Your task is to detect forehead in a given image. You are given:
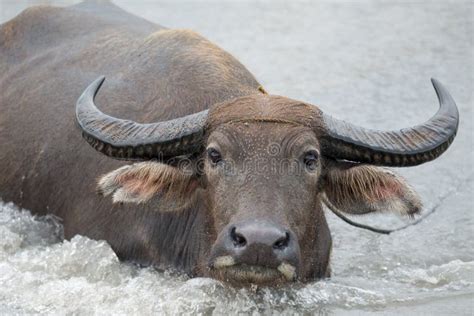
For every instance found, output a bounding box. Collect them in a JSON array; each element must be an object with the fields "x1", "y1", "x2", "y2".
[
  {"x1": 206, "y1": 94, "x2": 323, "y2": 130},
  {"x1": 205, "y1": 94, "x2": 324, "y2": 154},
  {"x1": 208, "y1": 123, "x2": 318, "y2": 154}
]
